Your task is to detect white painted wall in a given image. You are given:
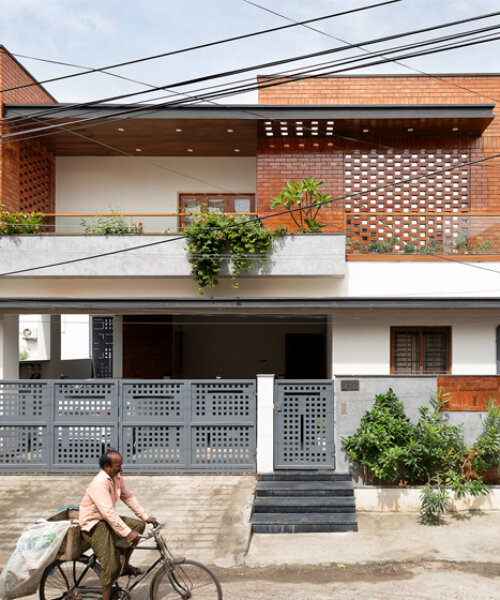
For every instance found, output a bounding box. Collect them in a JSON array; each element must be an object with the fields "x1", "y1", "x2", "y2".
[
  {"x1": 330, "y1": 310, "x2": 499, "y2": 375},
  {"x1": 61, "y1": 315, "x2": 90, "y2": 360},
  {"x1": 55, "y1": 157, "x2": 256, "y2": 233}
]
